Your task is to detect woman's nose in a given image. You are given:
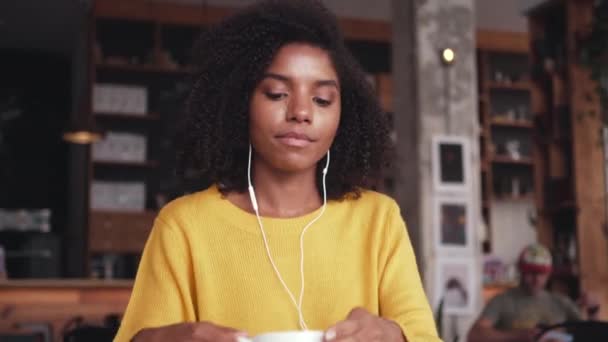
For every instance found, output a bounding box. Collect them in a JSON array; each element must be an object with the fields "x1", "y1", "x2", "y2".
[{"x1": 287, "y1": 93, "x2": 312, "y2": 123}]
